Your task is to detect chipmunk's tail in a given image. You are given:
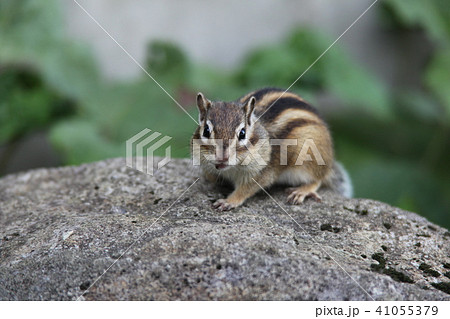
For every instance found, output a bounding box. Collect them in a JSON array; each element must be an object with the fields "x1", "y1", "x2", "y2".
[{"x1": 324, "y1": 161, "x2": 353, "y2": 198}]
